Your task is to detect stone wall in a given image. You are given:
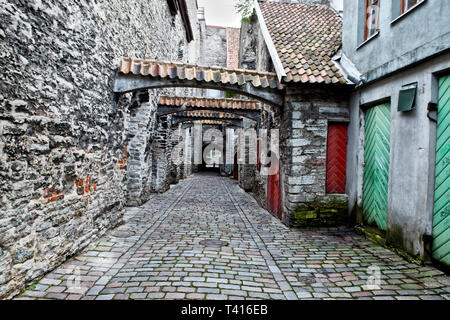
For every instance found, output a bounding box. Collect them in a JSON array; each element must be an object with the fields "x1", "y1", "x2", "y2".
[
  {"x1": 238, "y1": 3, "x2": 352, "y2": 226},
  {"x1": 226, "y1": 28, "x2": 241, "y2": 69},
  {"x1": 0, "y1": 0, "x2": 199, "y2": 298},
  {"x1": 238, "y1": 13, "x2": 280, "y2": 214},
  {"x1": 282, "y1": 86, "x2": 350, "y2": 227},
  {"x1": 199, "y1": 25, "x2": 227, "y2": 66}
]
